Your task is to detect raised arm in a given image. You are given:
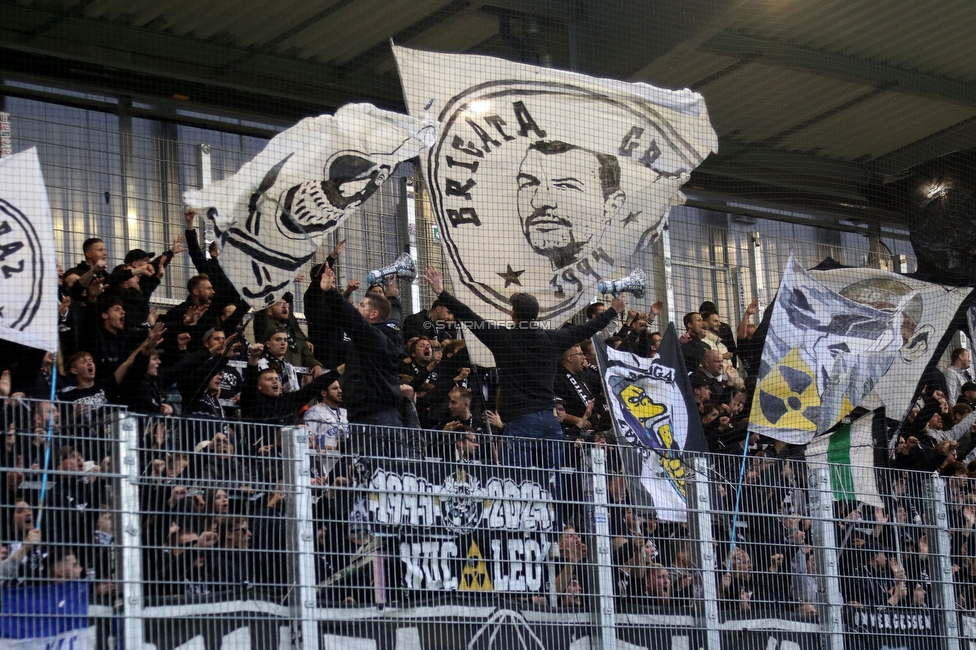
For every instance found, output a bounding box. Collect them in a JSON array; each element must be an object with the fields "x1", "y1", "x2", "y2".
[
  {"x1": 183, "y1": 209, "x2": 209, "y2": 274},
  {"x1": 737, "y1": 298, "x2": 759, "y2": 341},
  {"x1": 114, "y1": 323, "x2": 166, "y2": 385},
  {"x1": 552, "y1": 294, "x2": 624, "y2": 347},
  {"x1": 319, "y1": 266, "x2": 396, "y2": 351},
  {"x1": 282, "y1": 371, "x2": 333, "y2": 410},
  {"x1": 423, "y1": 265, "x2": 495, "y2": 332}
]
